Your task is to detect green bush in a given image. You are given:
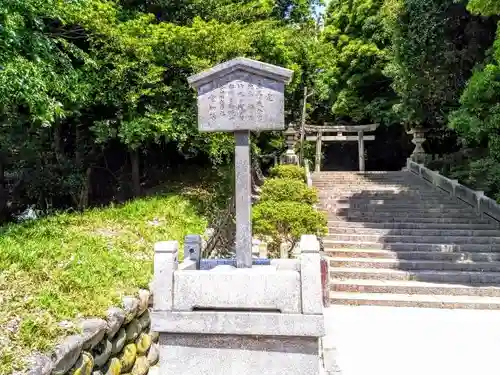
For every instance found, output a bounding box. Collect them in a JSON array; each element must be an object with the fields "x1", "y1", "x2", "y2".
[
  {"x1": 253, "y1": 200, "x2": 327, "y2": 257},
  {"x1": 268, "y1": 164, "x2": 306, "y2": 181},
  {"x1": 260, "y1": 178, "x2": 318, "y2": 205}
]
